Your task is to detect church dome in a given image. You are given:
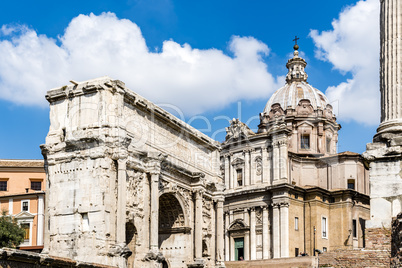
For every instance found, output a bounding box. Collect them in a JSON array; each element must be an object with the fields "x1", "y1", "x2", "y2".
[
  {"x1": 263, "y1": 45, "x2": 330, "y2": 114},
  {"x1": 263, "y1": 81, "x2": 330, "y2": 113}
]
